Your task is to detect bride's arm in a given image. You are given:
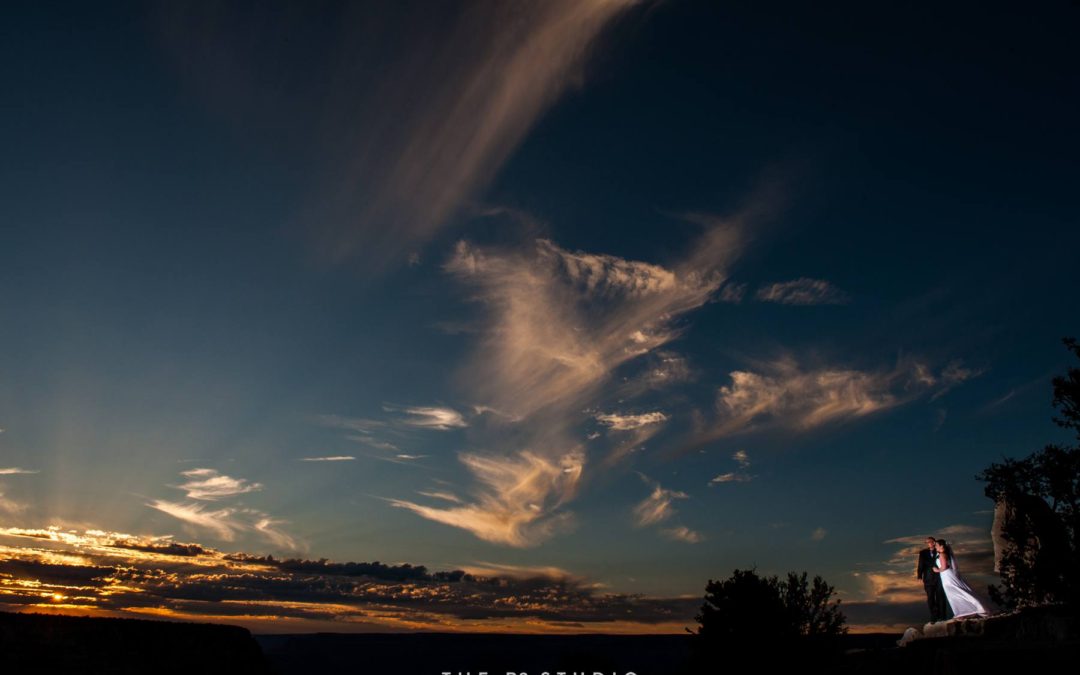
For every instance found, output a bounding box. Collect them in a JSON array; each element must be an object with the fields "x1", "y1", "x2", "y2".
[{"x1": 934, "y1": 554, "x2": 950, "y2": 572}]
